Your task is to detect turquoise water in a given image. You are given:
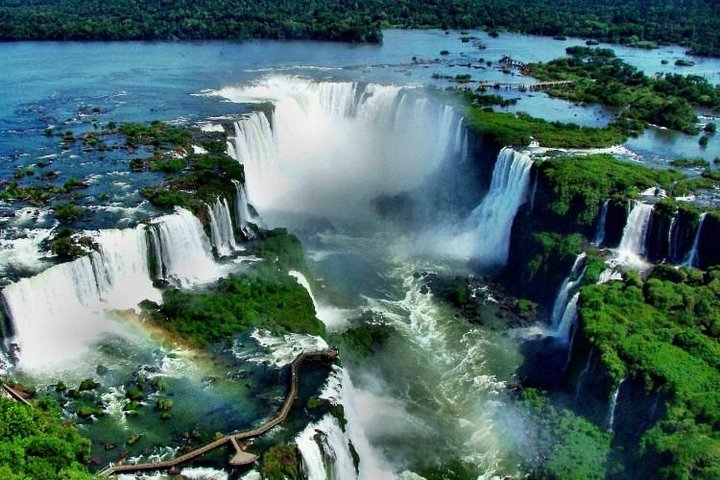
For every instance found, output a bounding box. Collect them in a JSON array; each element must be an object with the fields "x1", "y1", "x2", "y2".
[{"x1": 1, "y1": 29, "x2": 719, "y2": 478}]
